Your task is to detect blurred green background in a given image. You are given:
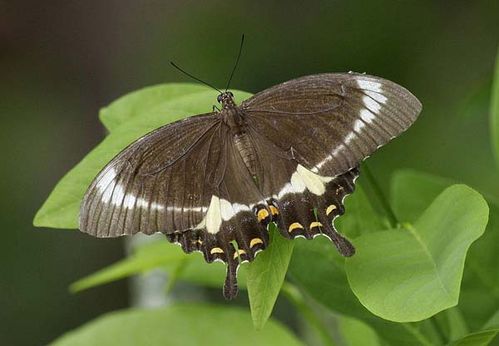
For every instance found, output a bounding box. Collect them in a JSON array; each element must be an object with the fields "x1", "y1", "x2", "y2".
[{"x1": 1, "y1": 1, "x2": 498, "y2": 345}]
